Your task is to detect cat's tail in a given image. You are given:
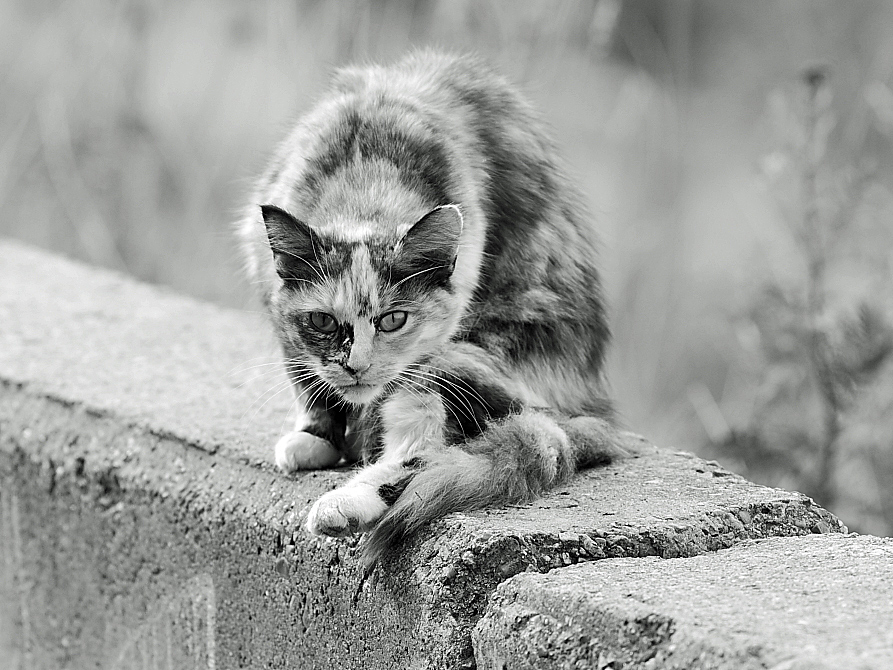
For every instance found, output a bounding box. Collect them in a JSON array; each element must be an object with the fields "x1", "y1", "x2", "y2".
[{"x1": 360, "y1": 410, "x2": 629, "y2": 568}]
